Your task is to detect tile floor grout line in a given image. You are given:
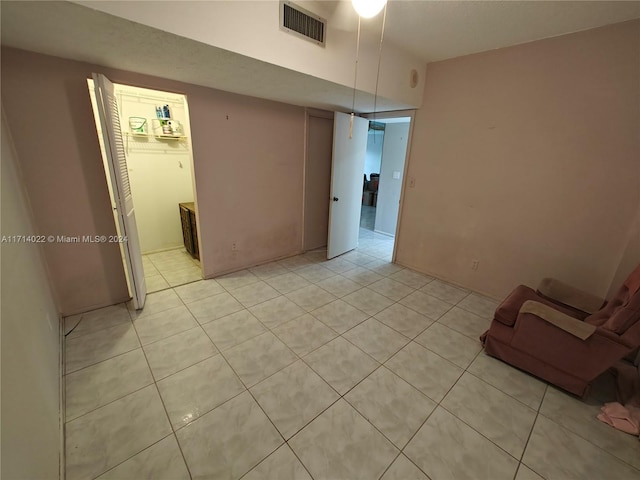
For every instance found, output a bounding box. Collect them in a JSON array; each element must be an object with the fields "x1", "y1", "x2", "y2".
[
  {"x1": 339, "y1": 363, "x2": 436, "y2": 452},
  {"x1": 216, "y1": 329, "x2": 298, "y2": 390},
  {"x1": 514, "y1": 383, "x2": 549, "y2": 479},
  {"x1": 283, "y1": 443, "x2": 318, "y2": 480},
  {"x1": 228, "y1": 311, "x2": 344, "y2": 391},
  {"x1": 400, "y1": 336, "x2": 468, "y2": 373},
  {"x1": 211, "y1": 344, "x2": 312, "y2": 480},
  {"x1": 373, "y1": 451, "x2": 403, "y2": 479},
  {"x1": 64, "y1": 344, "x2": 141, "y2": 376},
  {"x1": 395, "y1": 398, "x2": 440, "y2": 479},
  {"x1": 136, "y1": 322, "x2": 207, "y2": 349},
  {"x1": 64, "y1": 315, "x2": 132, "y2": 342},
  {"x1": 269, "y1": 319, "x2": 339, "y2": 358},
  {"x1": 148, "y1": 339, "x2": 219, "y2": 383},
  {"x1": 63, "y1": 316, "x2": 132, "y2": 343},
  {"x1": 71, "y1": 290, "x2": 193, "y2": 478},
  {"x1": 436, "y1": 402, "x2": 529, "y2": 464},
  {"x1": 462, "y1": 368, "x2": 544, "y2": 411},
  {"x1": 65, "y1": 379, "x2": 154, "y2": 425},
  {"x1": 369, "y1": 308, "x2": 434, "y2": 340},
  {"x1": 534, "y1": 409, "x2": 640, "y2": 473},
  {"x1": 131, "y1": 307, "x2": 196, "y2": 480},
  {"x1": 394, "y1": 346, "x2": 484, "y2": 480},
  {"x1": 170, "y1": 379, "x2": 248, "y2": 435},
  {"x1": 87, "y1": 432, "x2": 178, "y2": 480}
]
